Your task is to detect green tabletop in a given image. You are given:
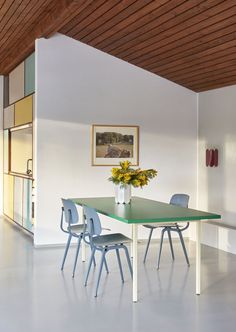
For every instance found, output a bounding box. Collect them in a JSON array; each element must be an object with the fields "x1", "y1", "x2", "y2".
[{"x1": 71, "y1": 196, "x2": 221, "y2": 224}]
